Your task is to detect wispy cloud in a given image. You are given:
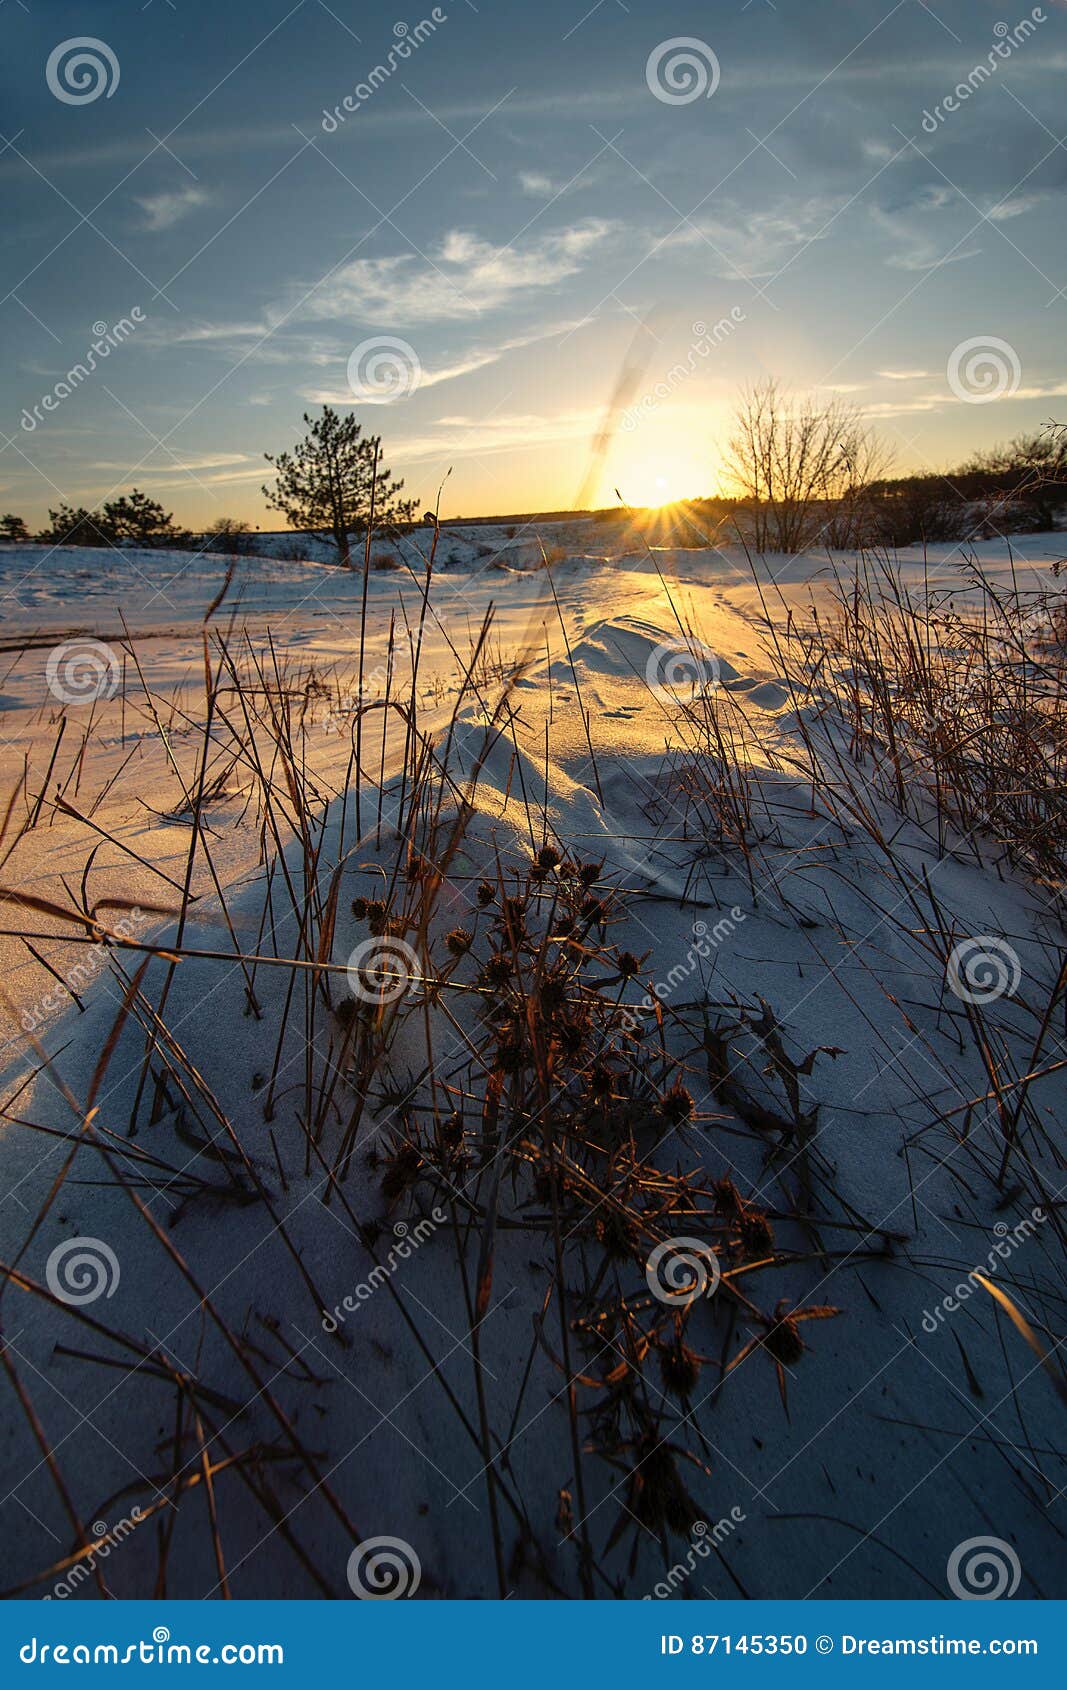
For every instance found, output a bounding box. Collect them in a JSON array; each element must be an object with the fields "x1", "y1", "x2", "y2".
[
  {"x1": 986, "y1": 192, "x2": 1045, "y2": 222},
  {"x1": 133, "y1": 185, "x2": 211, "y2": 231},
  {"x1": 154, "y1": 318, "x2": 270, "y2": 342},
  {"x1": 91, "y1": 453, "x2": 252, "y2": 472},
  {"x1": 298, "y1": 221, "x2": 616, "y2": 325},
  {"x1": 519, "y1": 172, "x2": 557, "y2": 197},
  {"x1": 875, "y1": 221, "x2": 980, "y2": 272},
  {"x1": 864, "y1": 379, "x2": 1067, "y2": 419},
  {"x1": 303, "y1": 319, "x2": 588, "y2": 405},
  {"x1": 517, "y1": 169, "x2": 593, "y2": 198},
  {"x1": 390, "y1": 407, "x2": 601, "y2": 463},
  {"x1": 662, "y1": 197, "x2": 845, "y2": 281}
]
